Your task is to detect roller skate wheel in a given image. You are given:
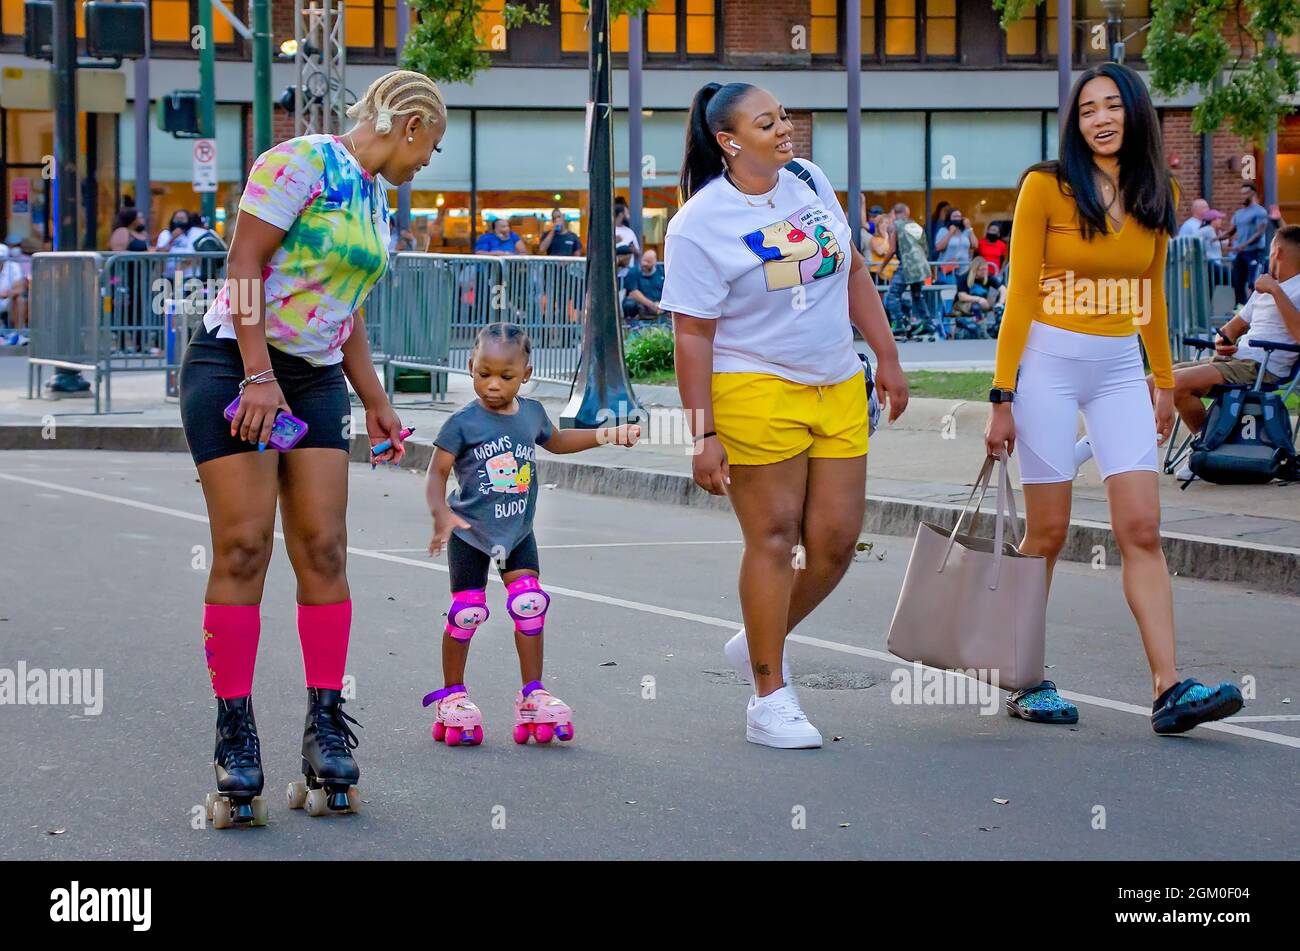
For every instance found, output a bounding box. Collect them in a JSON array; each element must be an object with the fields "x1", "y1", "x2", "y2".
[
  {"x1": 513, "y1": 724, "x2": 530, "y2": 744},
  {"x1": 286, "y1": 780, "x2": 307, "y2": 810},
  {"x1": 346, "y1": 786, "x2": 362, "y2": 813},
  {"x1": 469, "y1": 725, "x2": 484, "y2": 745},
  {"x1": 445, "y1": 726, "x2": 462, "y2": 746},
  {"x1": 556, "y1": 722, "x2": 574, "y2": 742},
  {"x1": 210, "y1": 797, "x2": 233, "y2": 830},
  {"x1": 250, "y1": 796, "x2": 269, "y2": 827},
  {"x1": 305, "y1": 787, "x2": 330, "y2": 817},
  {"x1": 204, "y1": 792, "x2": 218, "y2": 820},
  {"x1": 535, "y1": 723, "x2": 554, "y2": 744},
  {"x1": 432, "y1": 720, "x2": 446, "y2": 742}
]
